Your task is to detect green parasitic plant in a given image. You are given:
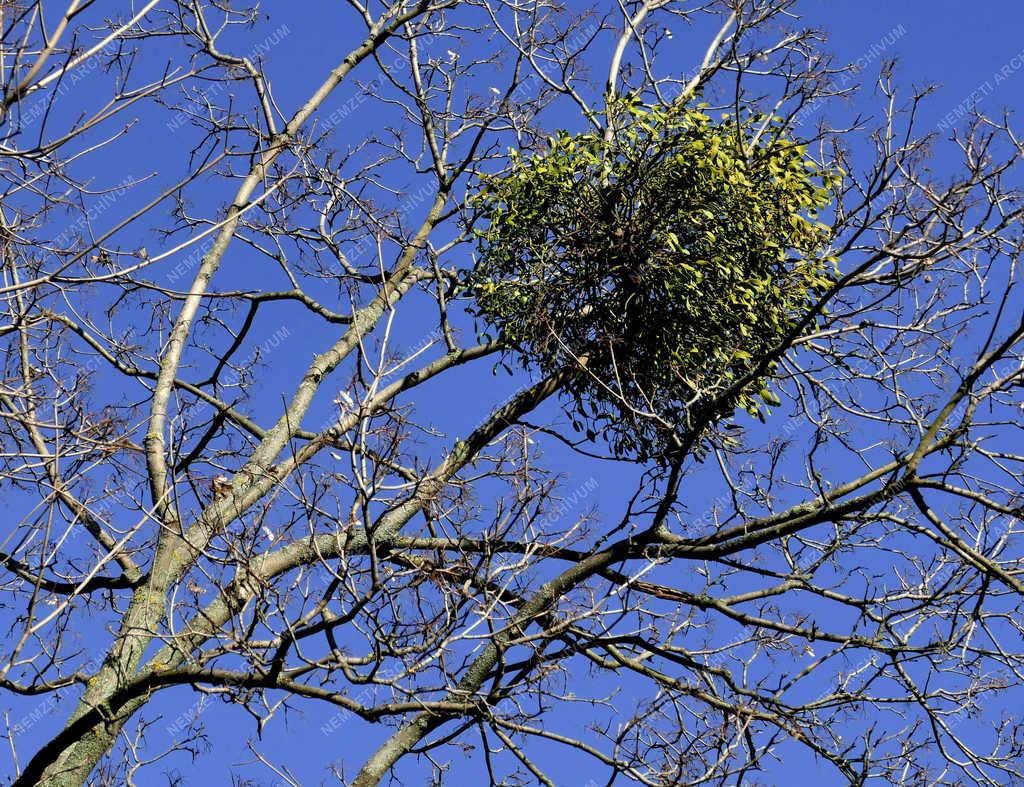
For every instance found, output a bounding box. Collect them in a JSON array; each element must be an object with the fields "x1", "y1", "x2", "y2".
[{"x1": 468, "y1": 98, "x2": 840, "y2": 460}]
